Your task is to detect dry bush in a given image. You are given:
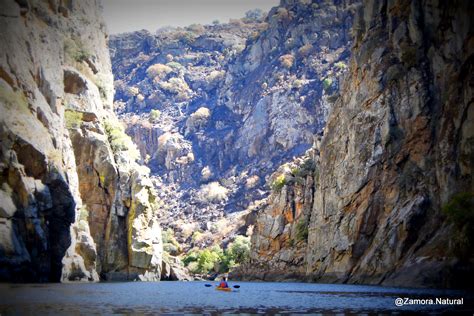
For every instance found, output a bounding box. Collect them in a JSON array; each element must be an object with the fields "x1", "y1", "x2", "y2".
[
  {"x1": 146, "y1": 63, "x2": 172, "y2": 79},
  {"x1": 298, "y1": 44, "x2": 313, "y2": 57},
  {"x1": 198, "y1": 182, "x2": 228, "y2": 203},
  {"x1": 279, "y1": 54, "x2": 295, "y2": 69}
]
